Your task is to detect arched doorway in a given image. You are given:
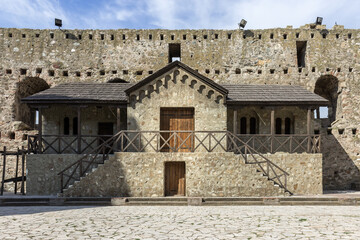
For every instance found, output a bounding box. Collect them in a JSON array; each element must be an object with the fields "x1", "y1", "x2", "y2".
[
  {"x1": 314, "y1": 75, "x2": 338, "y2": 123},
  {"x1": 14, "y1": 77, "x2": 50, "y2": 128}
]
